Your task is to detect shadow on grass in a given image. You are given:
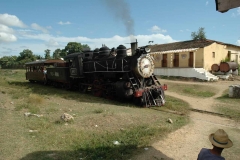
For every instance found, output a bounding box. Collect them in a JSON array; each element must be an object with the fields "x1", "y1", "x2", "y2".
[
  {"x1": 20, "y1": 146, "x2": 173, "y2": 160},
  {"x1": 9, "y1": 81, "x2": 136, "y2": 107},
  {"x1": 215, "y1": 93, "x2": 240, "y2": 102}
]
